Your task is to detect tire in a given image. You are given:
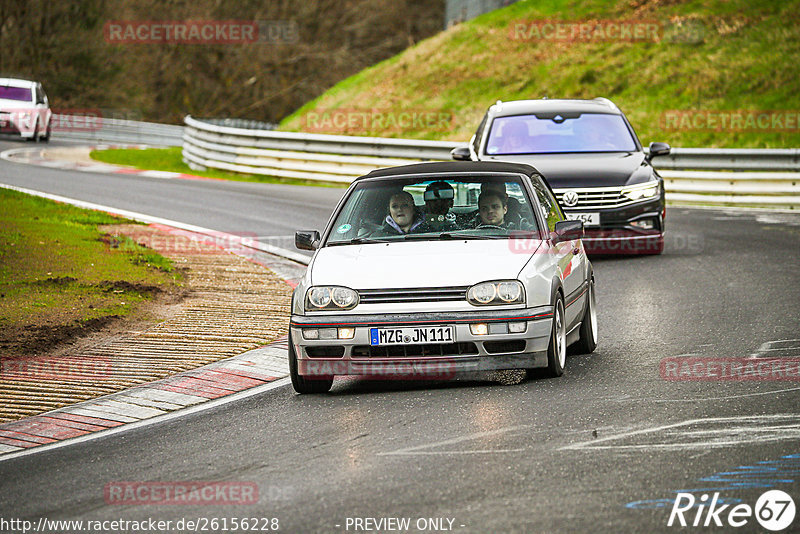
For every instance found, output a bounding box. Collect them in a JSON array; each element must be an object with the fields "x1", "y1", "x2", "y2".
[
  {"x1": 571, "y1": 277, "x2": 598, "y2": 354},
  {"x1": 288, "y1": 332, "x2": 333, "y2": 394},
  {"x1": 41, "y1": 121, "x2": 51, "y2": 143},
  {"x1": 26, "y1": 120, "x2": 39, "y2": 142},
  {"x1": 545, "y1": 294, "x2": 567, "y2": 377}
]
